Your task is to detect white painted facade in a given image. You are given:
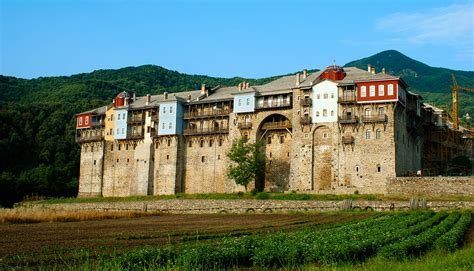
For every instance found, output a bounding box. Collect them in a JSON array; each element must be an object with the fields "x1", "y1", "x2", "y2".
[{"x1": 312, "y1": 80, "x2": 338, "y2": 123}]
